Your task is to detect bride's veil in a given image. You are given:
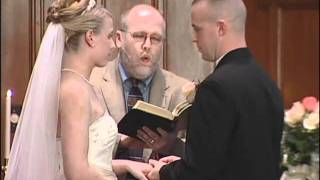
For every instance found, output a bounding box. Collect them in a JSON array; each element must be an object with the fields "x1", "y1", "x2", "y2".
[{"x1": 5, "y1": 23, "x2": 65, "y2": 180}]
